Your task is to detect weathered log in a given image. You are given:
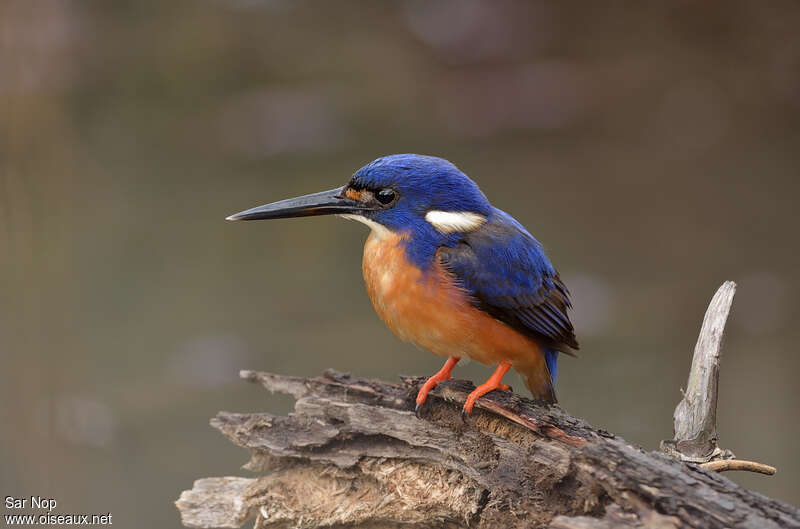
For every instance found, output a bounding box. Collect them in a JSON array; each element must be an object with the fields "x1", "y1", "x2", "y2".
[{"x1": 176, "y1": 369, "x2": 800, "y2": 529}]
